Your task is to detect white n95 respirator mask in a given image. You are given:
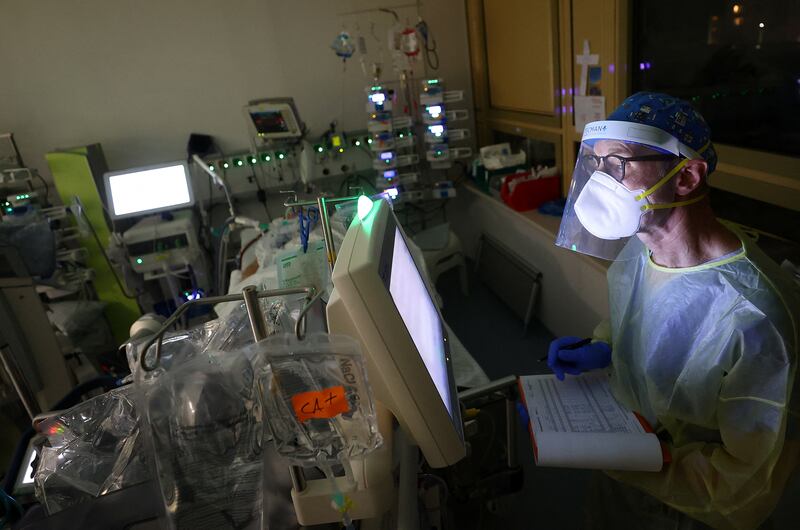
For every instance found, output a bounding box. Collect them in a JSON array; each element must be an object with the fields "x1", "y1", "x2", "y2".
[{"x1": 573, "y1": 170, "x2": 650, "y2": 240}]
